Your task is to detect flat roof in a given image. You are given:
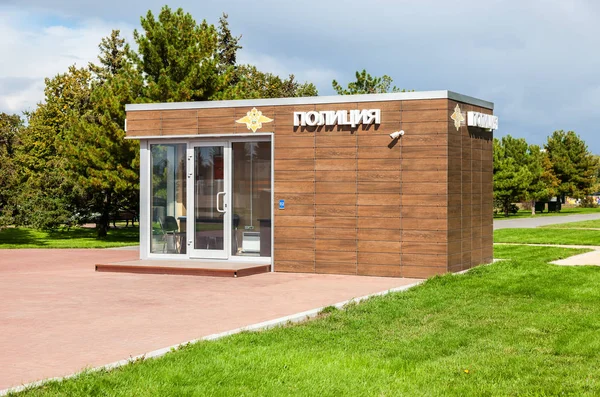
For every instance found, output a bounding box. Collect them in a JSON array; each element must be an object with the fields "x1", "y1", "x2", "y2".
[{"x1": 125, "y1": 90, "x2": 494, "y2": 112}]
